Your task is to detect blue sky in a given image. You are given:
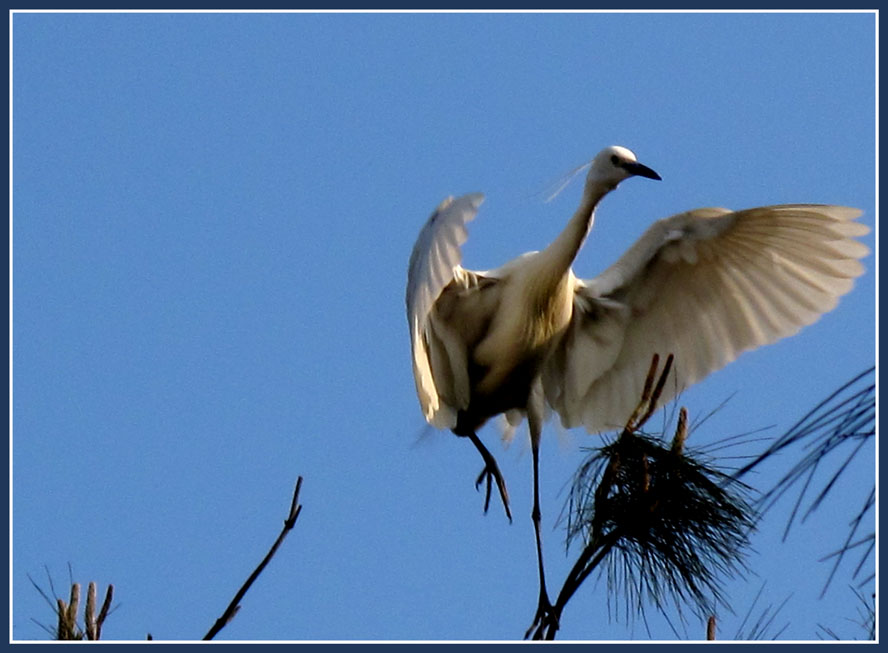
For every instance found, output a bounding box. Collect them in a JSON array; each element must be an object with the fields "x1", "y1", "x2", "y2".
[{"x1": 11, "y1": 11, "x2": 876, "y2": 642}]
